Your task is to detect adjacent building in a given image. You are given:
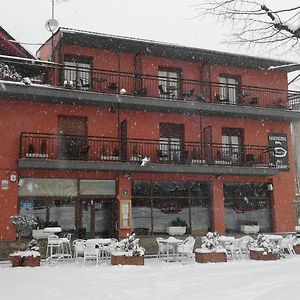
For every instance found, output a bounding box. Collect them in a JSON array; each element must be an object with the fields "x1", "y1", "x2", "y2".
[{"x1": 1, "y1": 27, "x2": 300, "y2": 240}]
